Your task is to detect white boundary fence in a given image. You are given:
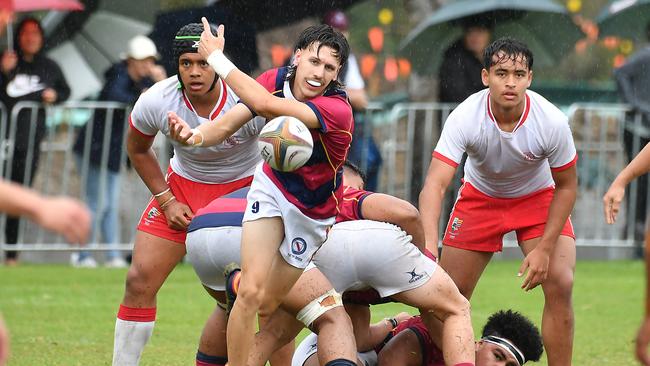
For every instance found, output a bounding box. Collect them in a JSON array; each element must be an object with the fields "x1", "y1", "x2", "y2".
[
  {"x1": 0, "y1": 101, "x2": 169, "y2": 253},
  {"x1": 0, "y1": 100, "x2": 646, "y2": 256}
]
